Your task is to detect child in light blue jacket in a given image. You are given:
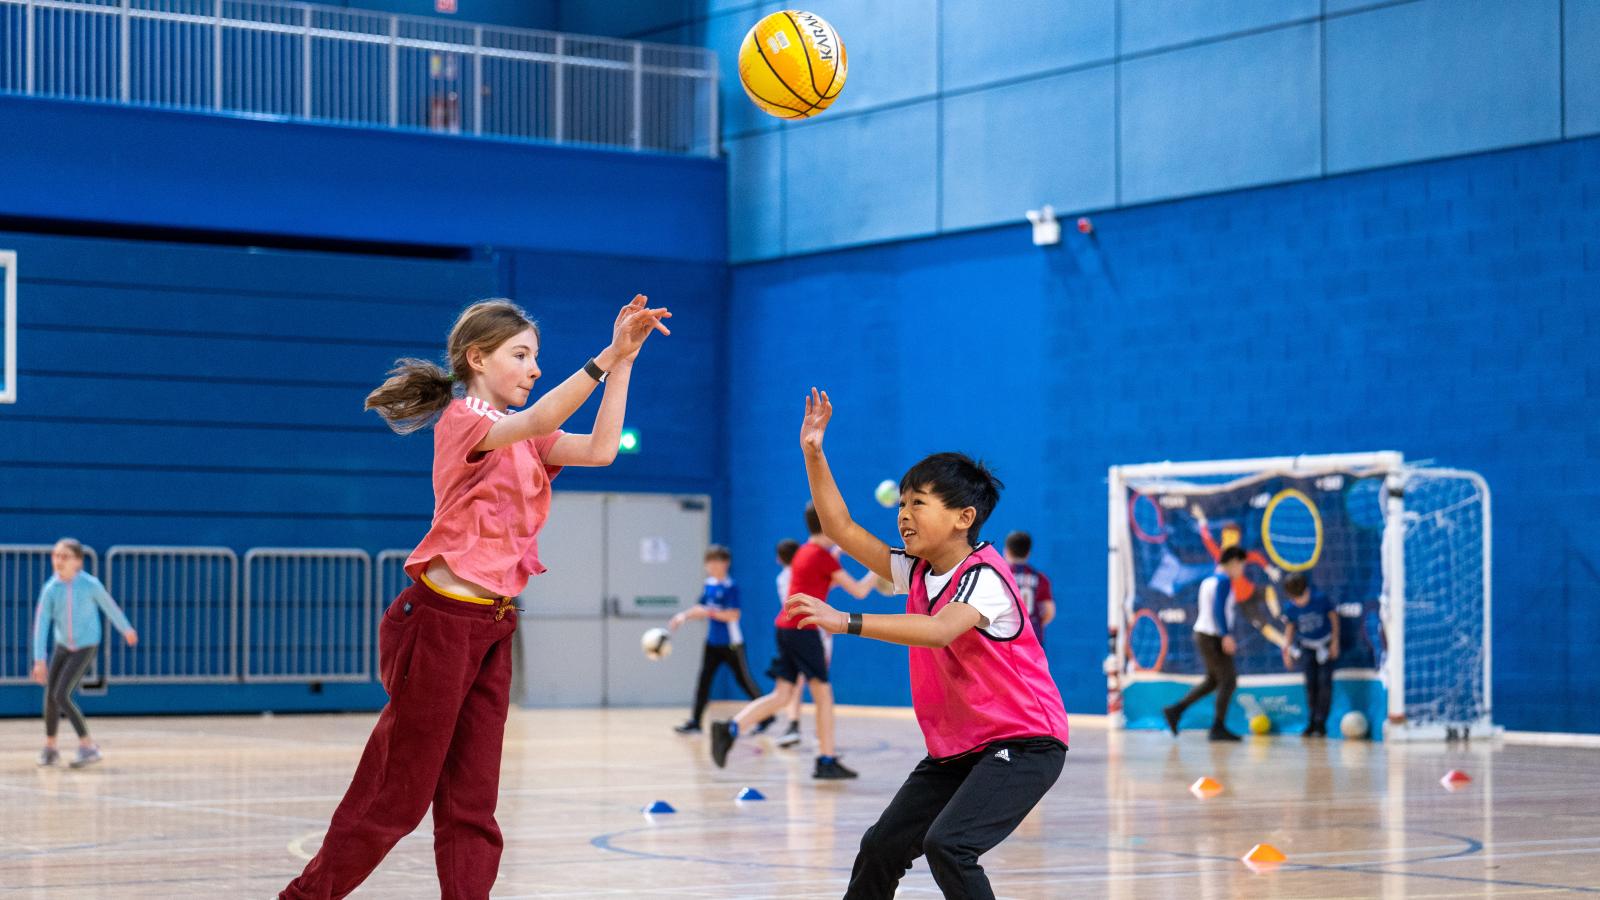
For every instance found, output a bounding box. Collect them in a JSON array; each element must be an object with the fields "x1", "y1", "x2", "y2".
[{"x1": 31, "y1": 538, "x2": 138, "y2": 768}]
